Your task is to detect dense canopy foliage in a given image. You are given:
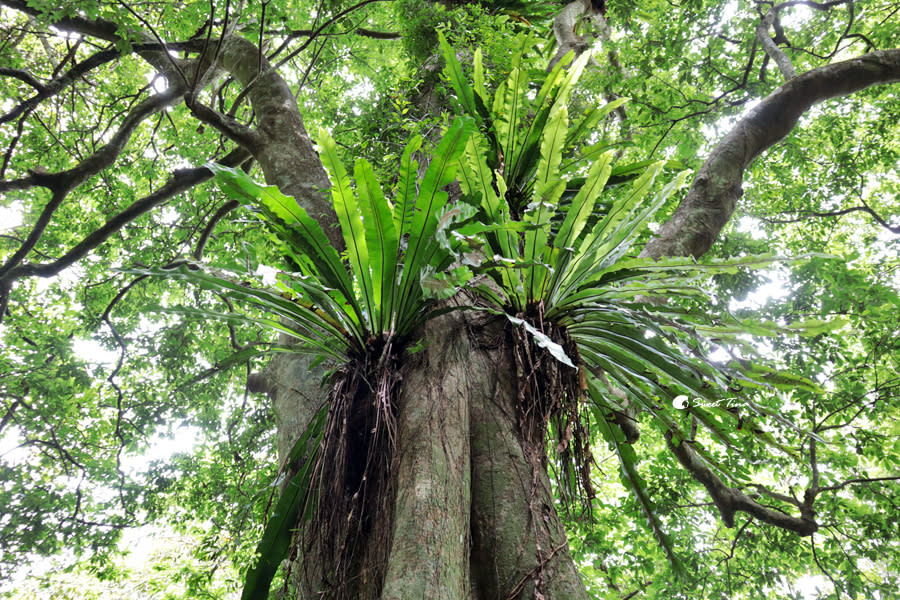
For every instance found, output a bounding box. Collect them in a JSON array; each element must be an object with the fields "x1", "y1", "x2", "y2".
[{"x1": 1, "y1": 1, "x2": 898, "y2": 599}]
